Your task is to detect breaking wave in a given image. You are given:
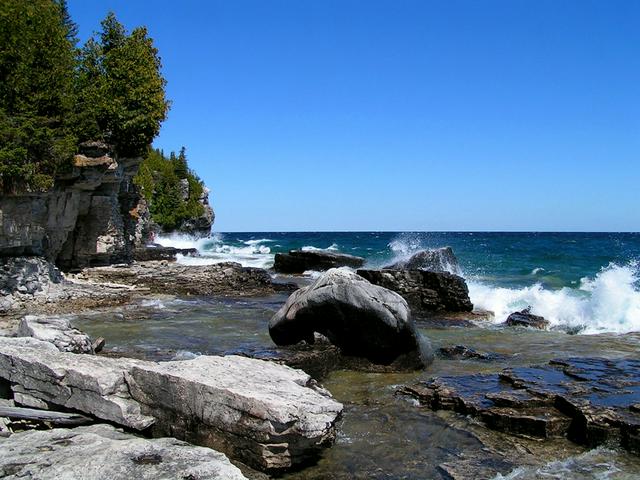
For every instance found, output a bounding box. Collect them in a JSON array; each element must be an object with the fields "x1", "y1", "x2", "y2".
[{"x1": 469, "y1": 262, "x2": 640, "y2": 334}]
